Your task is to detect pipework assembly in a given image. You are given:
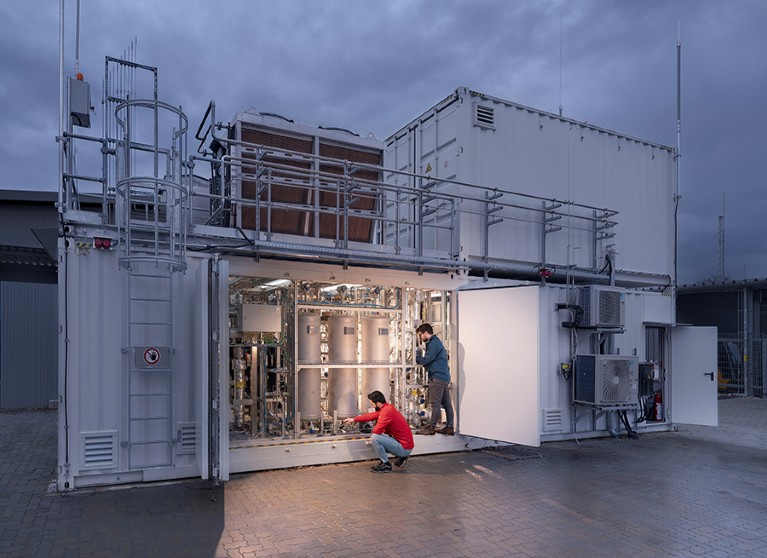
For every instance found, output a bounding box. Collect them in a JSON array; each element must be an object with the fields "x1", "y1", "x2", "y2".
[{"x1": 227, "y1": 275, "x2": 452, "y2": 445}]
